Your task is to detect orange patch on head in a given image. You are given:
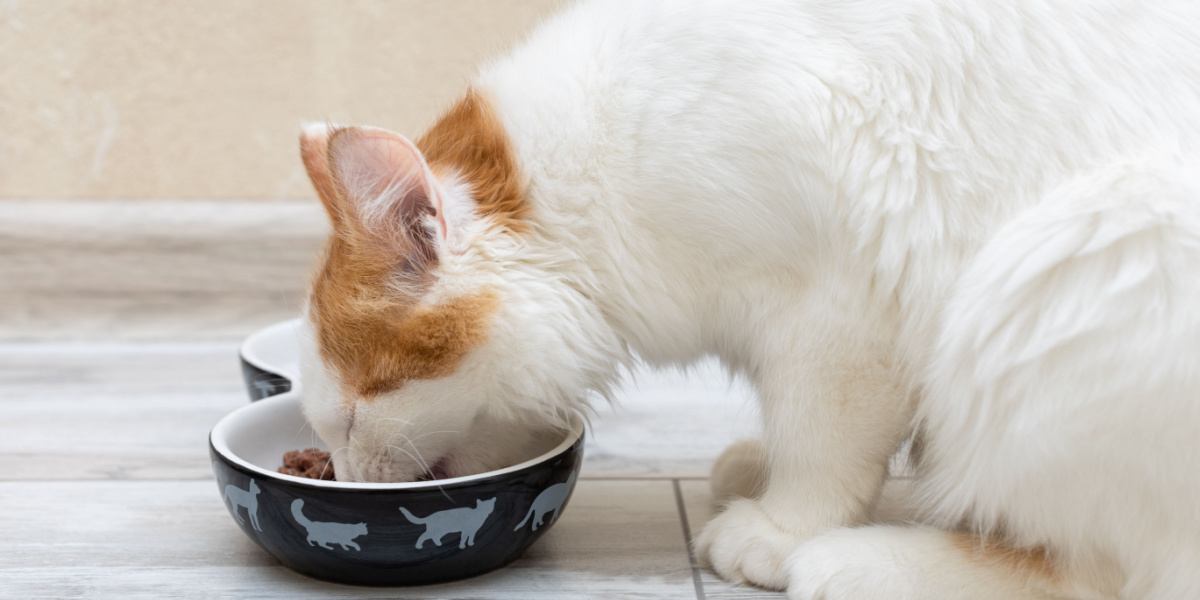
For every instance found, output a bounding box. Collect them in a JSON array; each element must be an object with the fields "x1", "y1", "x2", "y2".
[
  {"x1": 418, "y1": 90, "x2": 528, "y2": 231},
  {"x1": 310, "y1": 239, "x2": 498, "y2": 397},
  {"x1": 950, "y1": 532, "x2": 1058, "y2": 582},
  {"x1": 299, "y1": 90, "x2": 520, "y2": 400}
]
